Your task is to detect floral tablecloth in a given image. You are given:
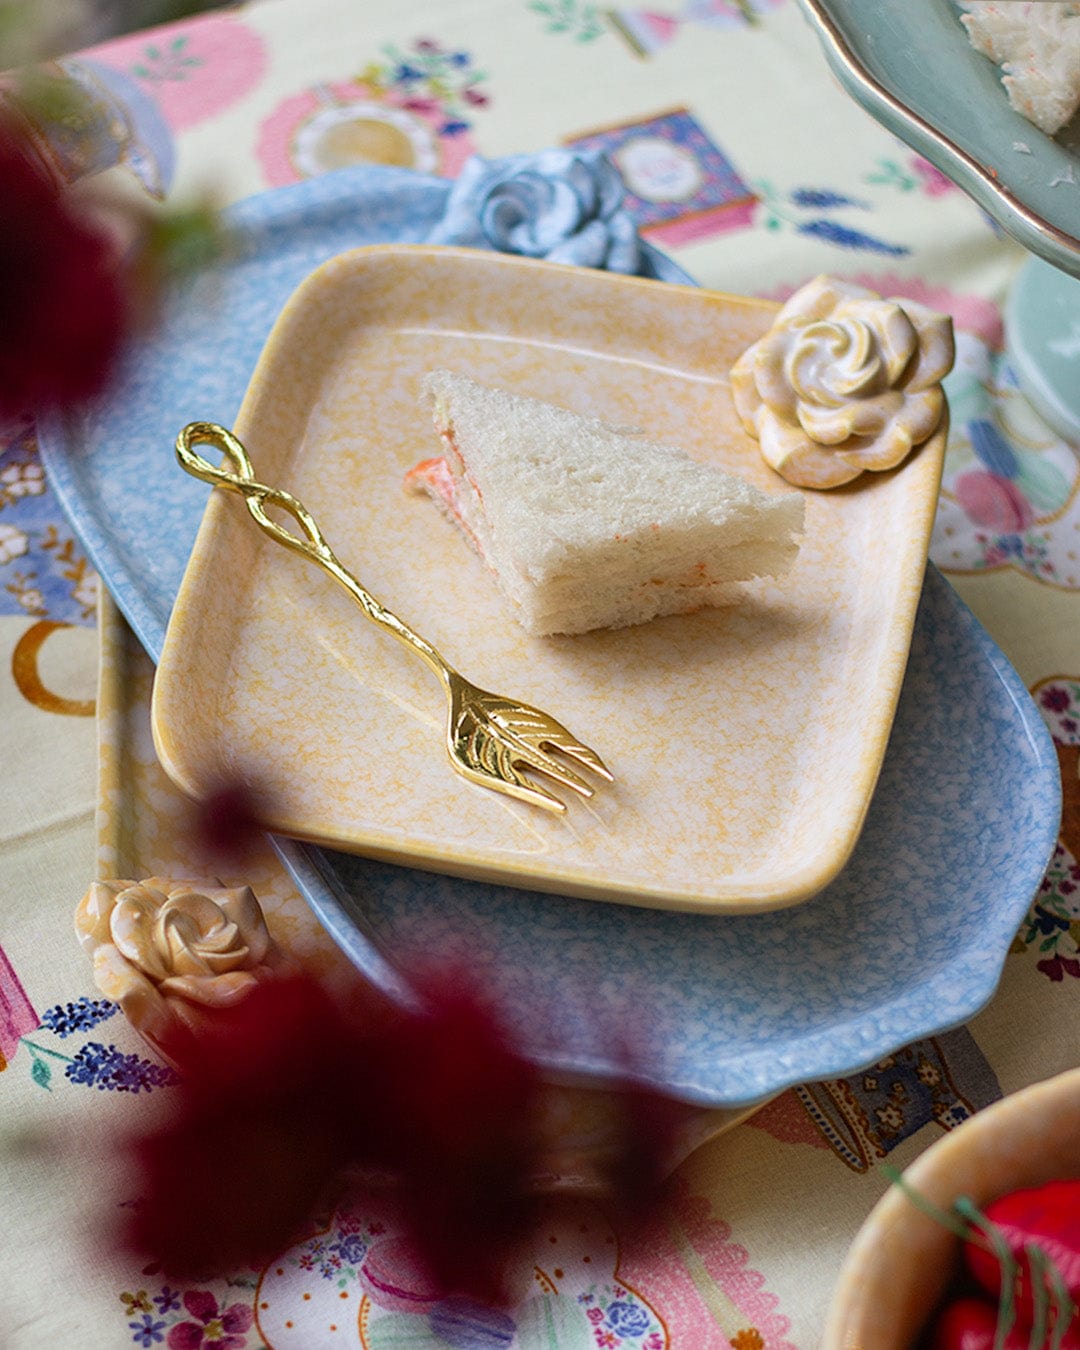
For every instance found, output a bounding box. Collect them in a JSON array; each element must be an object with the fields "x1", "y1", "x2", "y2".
[{"x1": 2, "y1": 1, "x2": 1078, "y2": 1345}]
